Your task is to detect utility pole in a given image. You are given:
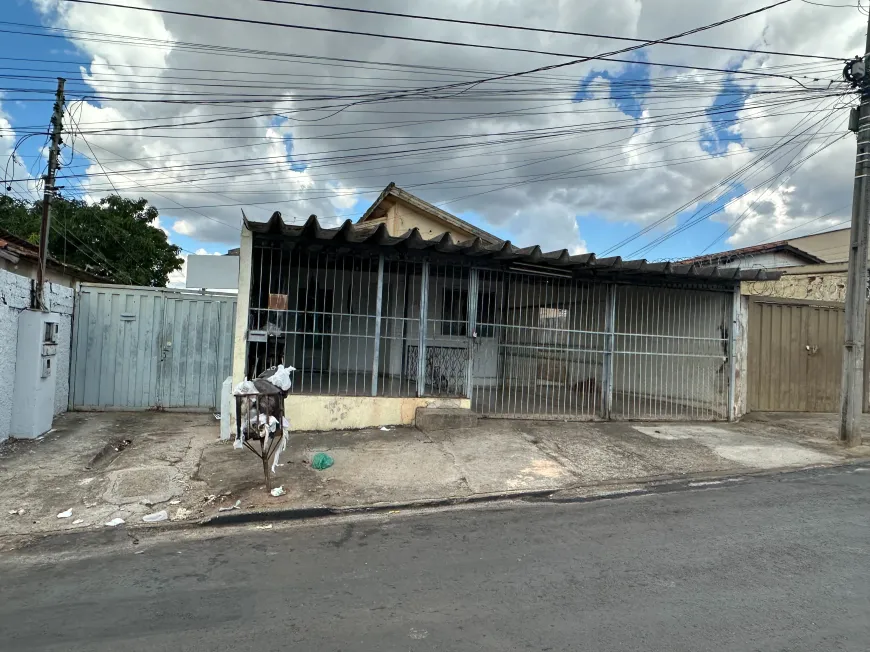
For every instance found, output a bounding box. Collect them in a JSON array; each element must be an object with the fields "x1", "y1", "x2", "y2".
[
  {"x1": 35, "y1": 77, "x2": 66, "y2": 311},
  {"x1": 838, "y1": 15, "x2": 870, "y2": 447}
]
